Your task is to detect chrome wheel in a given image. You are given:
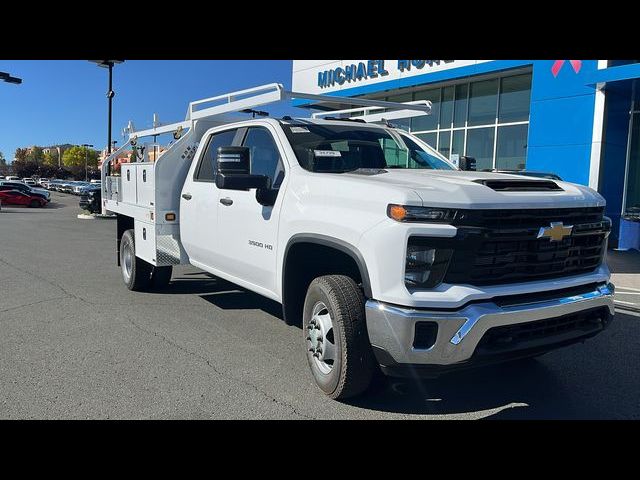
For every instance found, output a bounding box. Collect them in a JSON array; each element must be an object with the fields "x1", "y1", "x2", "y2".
[
  {"x1": 306, "y1": 301, "x2": 337, "y2": 375},
  {"x1": 121, "y1": 241, "x2": 133, "y2": 283}
]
